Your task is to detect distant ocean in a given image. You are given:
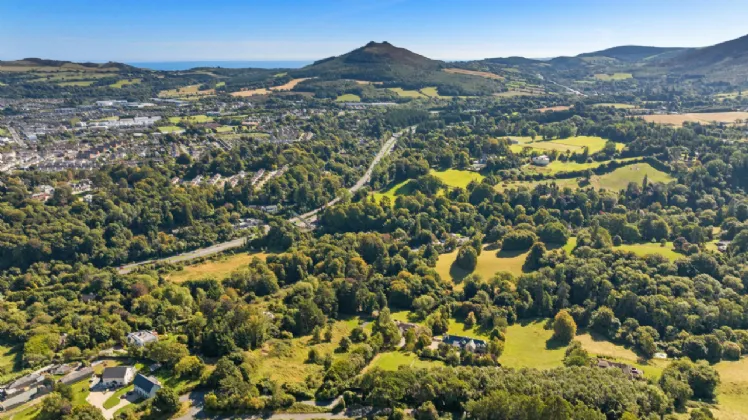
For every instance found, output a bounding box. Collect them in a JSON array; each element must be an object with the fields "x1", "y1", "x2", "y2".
[{"x1": 126, "y1": 61, "x2": 312, "y2": 71}]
